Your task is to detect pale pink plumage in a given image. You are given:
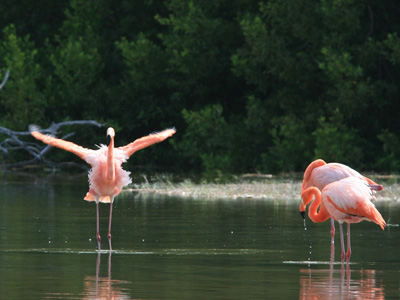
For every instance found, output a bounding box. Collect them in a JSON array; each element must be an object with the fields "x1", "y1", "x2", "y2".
[
  {"x1": 302, "y1": 159, "x2": 379, "y2": 192},
  {"x1": 323, "y1": 177, "x2": 386, "y2": 230},
  {"x1": 301, "y1": 176, "x2": 386, "y2": 262},
  {"x1": 30, "y1": 126, "x2": 176, "y2": 250},
  {"x1": 300, "y1": 159, "x2": 382, "y2": 245},
  {"x1": 84, "y1": 145, "x2": 132, "y2": 203}
]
